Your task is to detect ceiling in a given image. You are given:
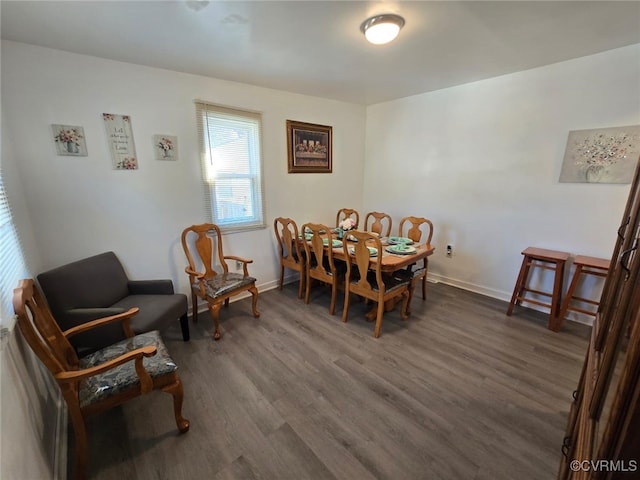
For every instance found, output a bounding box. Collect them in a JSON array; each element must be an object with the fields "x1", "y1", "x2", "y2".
[{"x1": 2, "y1": 1, "x2": 640, "y2": 105}]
